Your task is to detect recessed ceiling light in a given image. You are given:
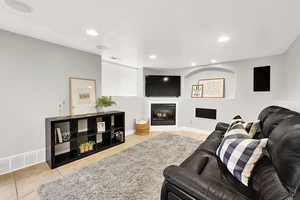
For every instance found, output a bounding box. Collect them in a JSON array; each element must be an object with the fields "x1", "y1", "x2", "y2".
[
  {"x1": 110, "y1": 56, "x2": 119, "y2": 60},
  {"x1": 86, "y1": 29, "x2": 99, "y2": 37},
  {"x1": 149, "y1": 55, "x2": 157, "y2": 60},
  {"x1": 211, "y1": 59, "x2": 217, "y2": 63},
  {"x1": 4, "y1": 0, "x2": 33, "y2": 13},
  {"x1": 191, "y1": 62, "x2": 197, "y2": 66},
  {"x1": 96, "y1": 45, "x2": 108, "y2": 50},
  {"x1": 218, "y1": 35, "x2": 230, "y2": 43}
]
